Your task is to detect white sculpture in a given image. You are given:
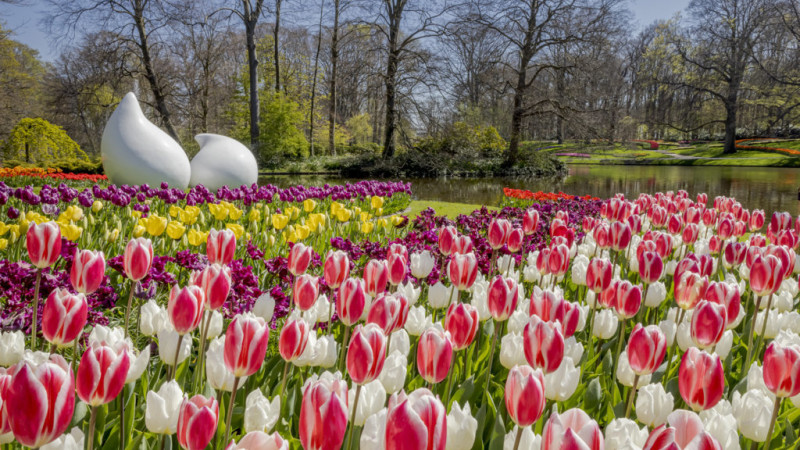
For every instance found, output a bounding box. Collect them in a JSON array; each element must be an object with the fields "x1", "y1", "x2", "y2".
[
  {"x1": 101, "y1": 92, "x2": 191, "y2": 189},
  {"x1": 189, "y1": 134, "x2": 258, "y2": 190}
]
